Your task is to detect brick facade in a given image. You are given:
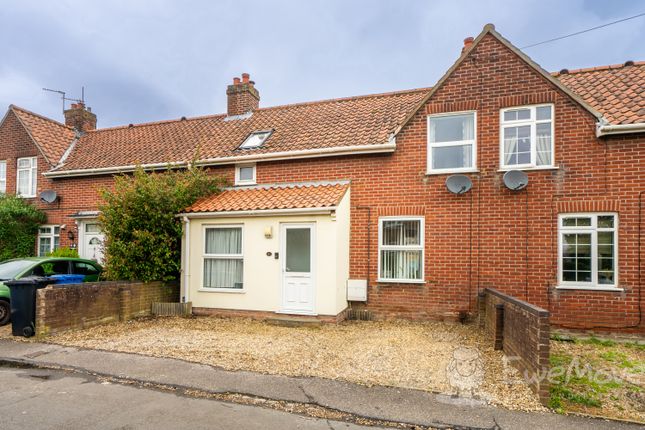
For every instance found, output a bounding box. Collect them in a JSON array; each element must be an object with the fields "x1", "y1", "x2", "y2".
[{"x1": 2, "y1": 31, "x2": 643, "y2": 333}]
